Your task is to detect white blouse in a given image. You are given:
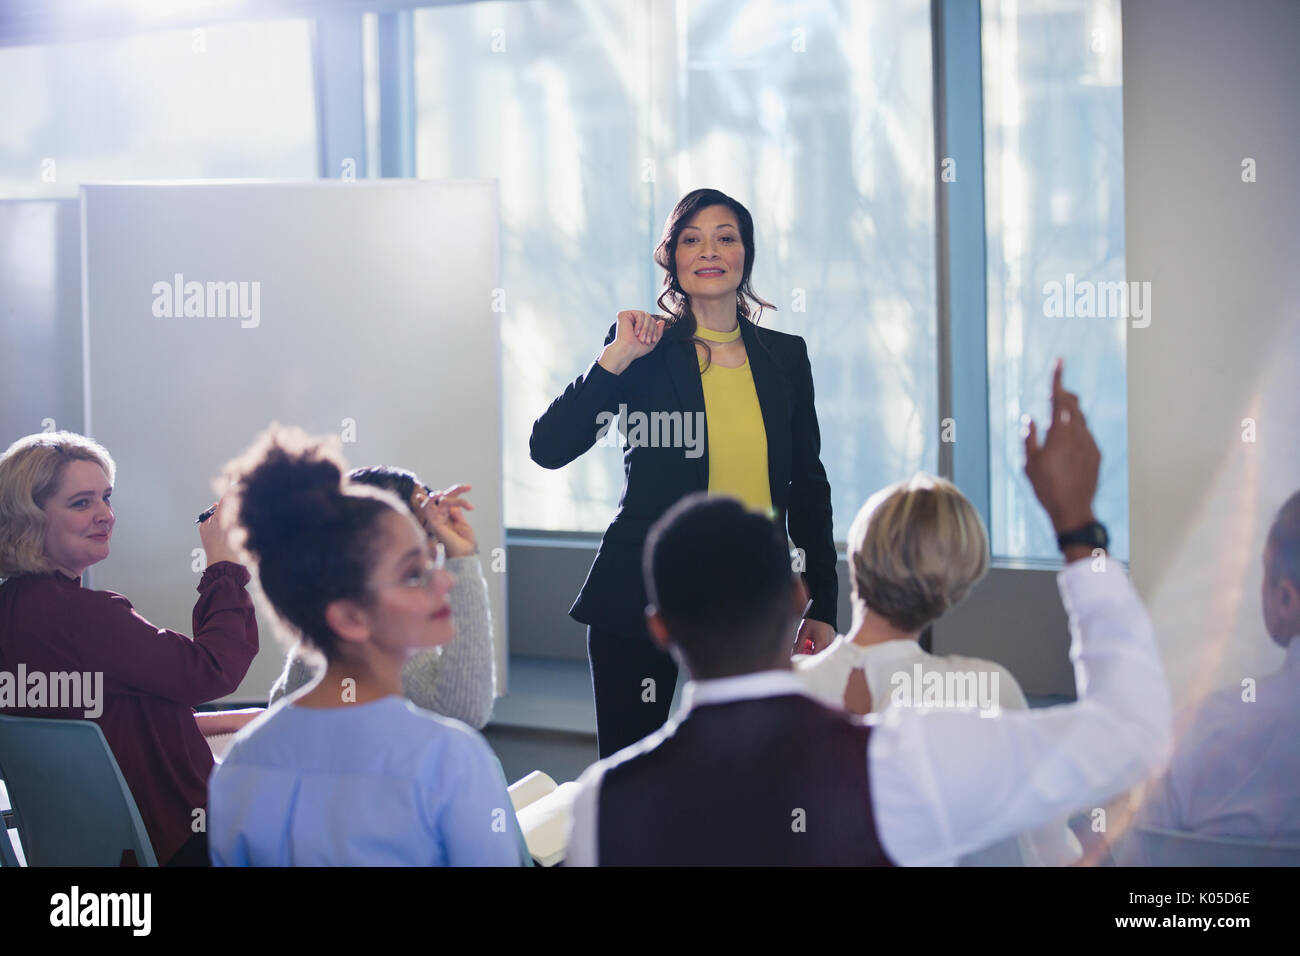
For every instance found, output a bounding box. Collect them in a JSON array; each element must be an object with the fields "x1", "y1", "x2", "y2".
[{"x1": 796, "y1": 636, "x2": 1082, "y2": 865}]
